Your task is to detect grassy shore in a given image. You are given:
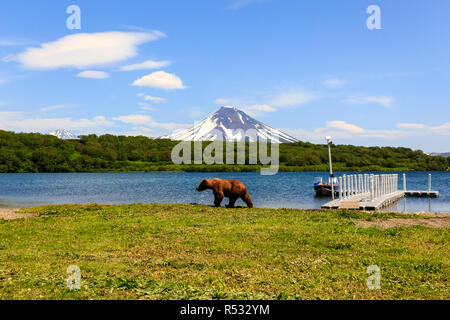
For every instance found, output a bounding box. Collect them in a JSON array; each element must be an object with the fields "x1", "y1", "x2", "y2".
[{"x1": 0, "y1": 204, "x2": 448, "y2": 300}]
